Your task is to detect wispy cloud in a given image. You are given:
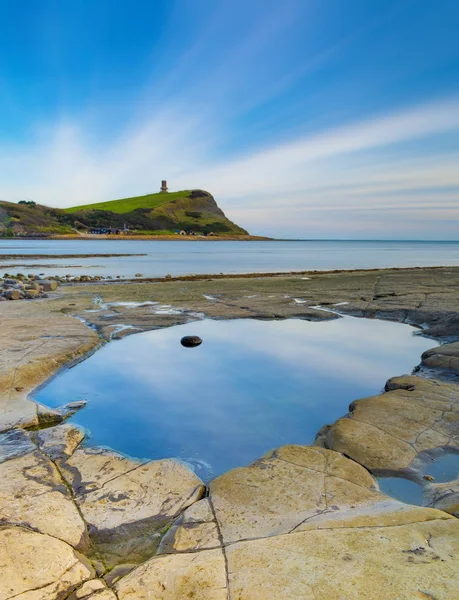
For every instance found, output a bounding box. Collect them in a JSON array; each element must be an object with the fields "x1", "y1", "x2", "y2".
[{"x1": 1, "y1": 95, "x2": 458, "y2": 238}]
